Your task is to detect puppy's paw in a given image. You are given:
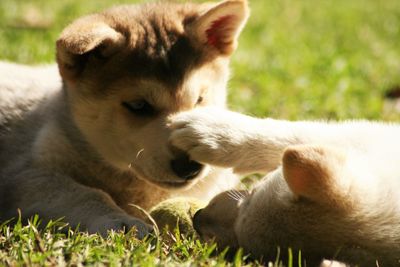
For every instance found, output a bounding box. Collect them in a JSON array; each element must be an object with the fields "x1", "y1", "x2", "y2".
[
  {"x1": 88, "y1": 214, "x2": 153, "y2": 239},
  {"x1": 169, "y1": 107, "x2": 250, "y2": 167}
]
